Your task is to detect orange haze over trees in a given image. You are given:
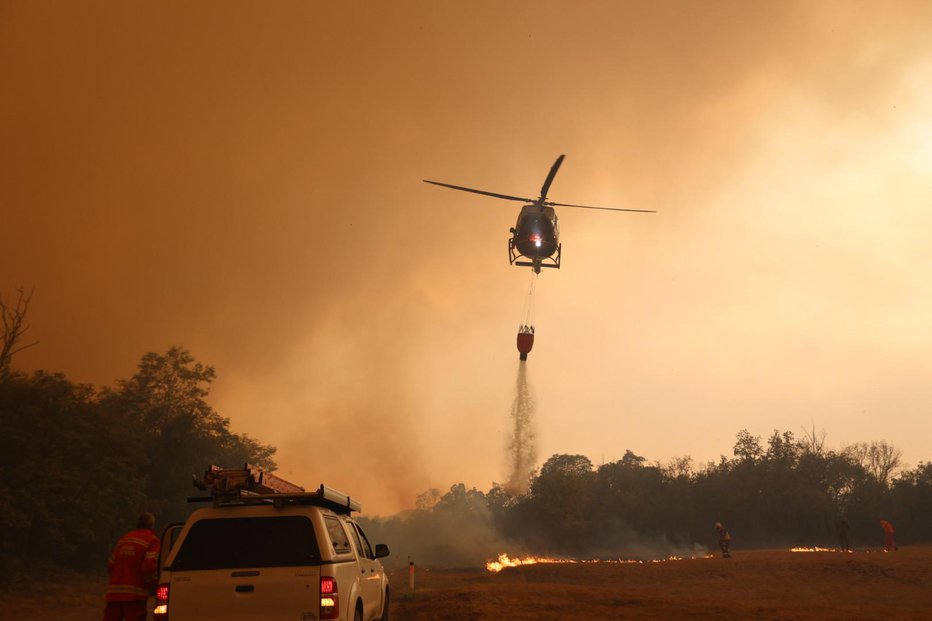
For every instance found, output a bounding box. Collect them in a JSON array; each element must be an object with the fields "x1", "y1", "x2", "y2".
[
  {"x1": 2, "y1": 333, "x2": 931, "y2": 576},
  {"x1": 360, "y1": 437, "x2": 932, "y2": 568},
  {"x1": 0, "y1": 347, "x2": 274, "y2": 580}
]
